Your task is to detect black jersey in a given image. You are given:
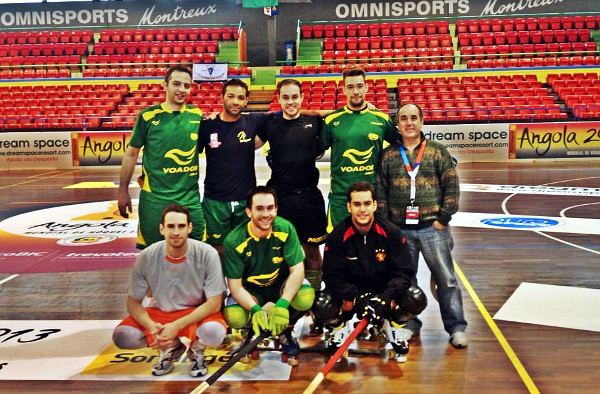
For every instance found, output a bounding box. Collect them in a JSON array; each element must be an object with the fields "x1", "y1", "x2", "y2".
[
  {"x1": 199, "y1": 113, "x2": 267, "y2": 201},
  {"x1": 258, "y1": 114, "x2": 324, "y2": 194}
]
